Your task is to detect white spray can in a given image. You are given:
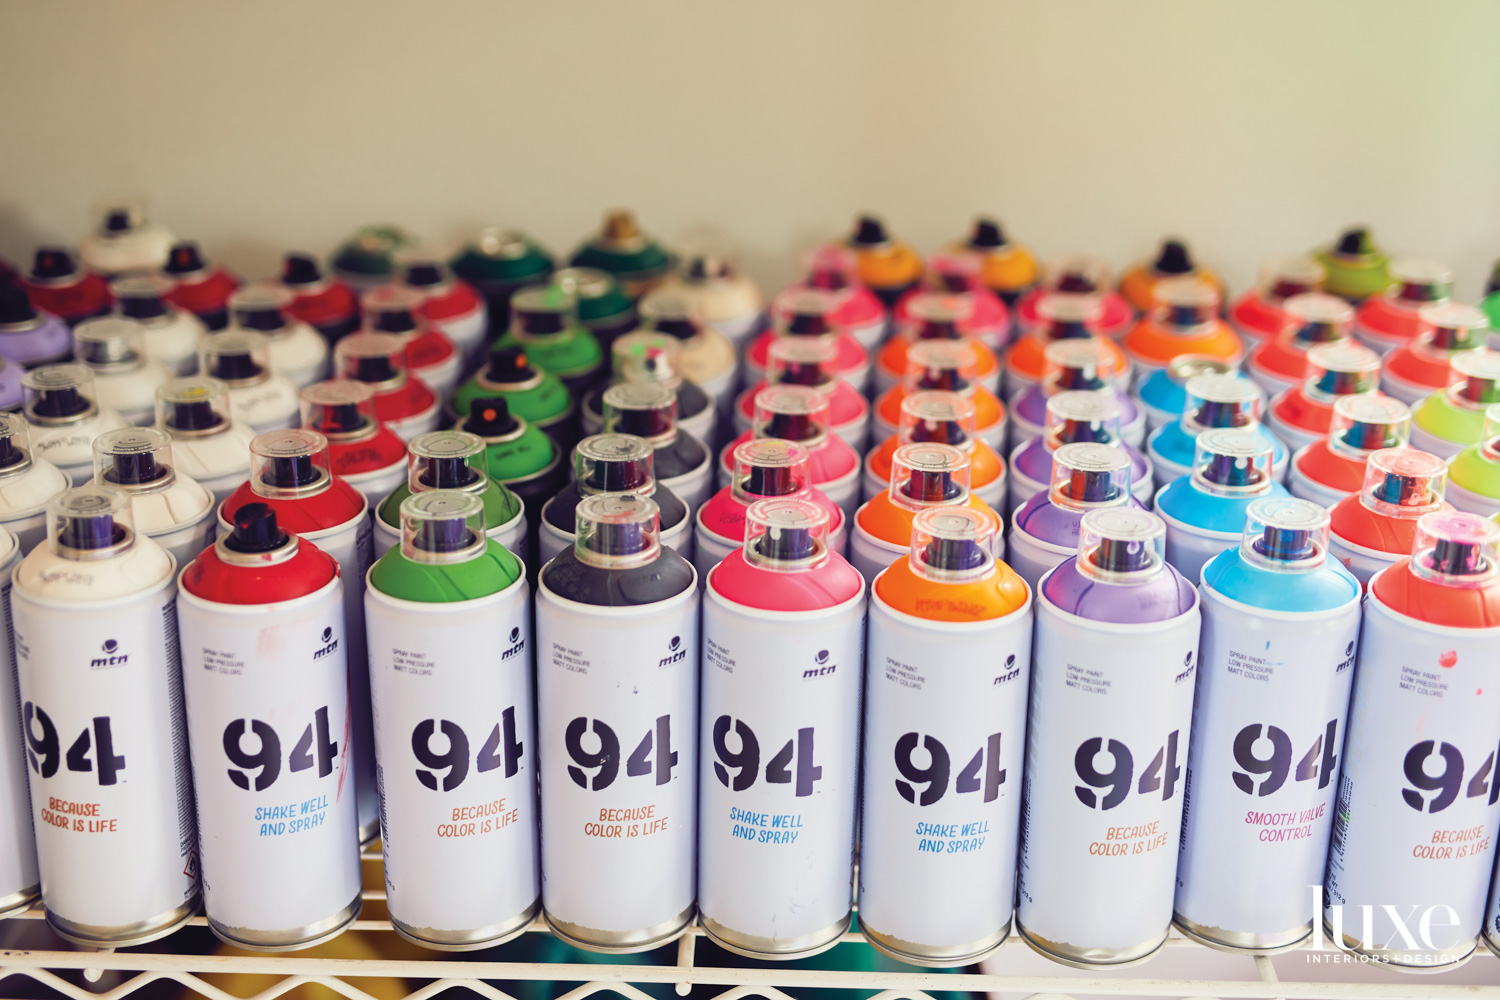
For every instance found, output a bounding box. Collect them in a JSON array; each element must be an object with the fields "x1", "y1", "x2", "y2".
[
  {"x1": 93, "y1": 428, "x2": 216, "y2": 570},
  {"x1": 200, "y1": 330, "x2": 303, "y2": 435},
  {"x1": 0, "y1": 413, "x2": 70, "y2": 555},
  {"x1": 228, "y1": 283, "x2": 331, "y2": 389},
  {"x1": 155, "y1": 377, "x2": 258, "y2": 508},
  {"x1": 0, "y1": 526, "x2": 38, "y2": 917},
  {"x1": 73, "y1": 317, "x2": 172, "y2": 426},
  {"x1": 21, "y1": 364, "x2": 130, "y2": 485}
]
